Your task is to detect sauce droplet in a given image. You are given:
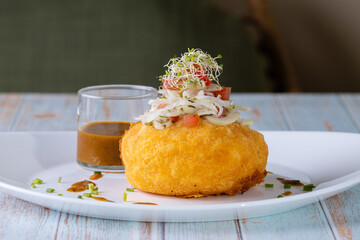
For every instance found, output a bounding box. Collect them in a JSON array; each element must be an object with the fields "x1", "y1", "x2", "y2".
[
  {"x1": 282, "y1": 191, "x2": 292, "y2": 196},
  {"x1": 89, "y1": 173, "x2": 103, "y2": 180},
  {"x1": 133, "y1": 202, "x2": 158, "y2": 205},
  {"x1": 90, "y1": 196, "x2": 114, "y2": 202},
  {"x1": 67, "y1": 180, "x2": 96, "y2": 192},
  {"x1": 277, "y1": 178, "x2": 304, "y2": 187}
]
